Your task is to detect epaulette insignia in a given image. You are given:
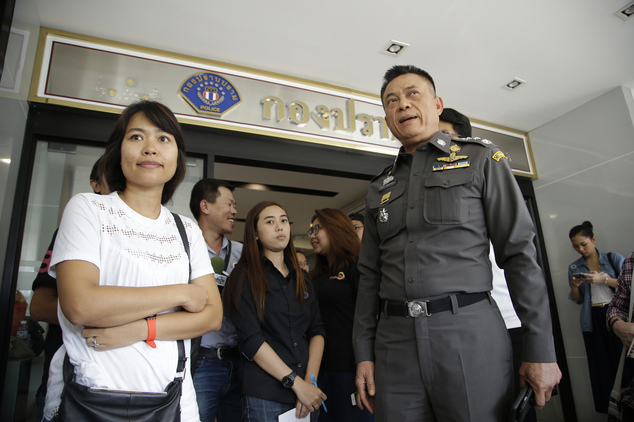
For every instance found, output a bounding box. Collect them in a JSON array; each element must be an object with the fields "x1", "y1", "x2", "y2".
[
  {"x1": 458, "y1": 137, "x2": 495, "y2": 148},
  {"x1": 492, "y1": 151, "x2": 507, "y2": 161}
]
